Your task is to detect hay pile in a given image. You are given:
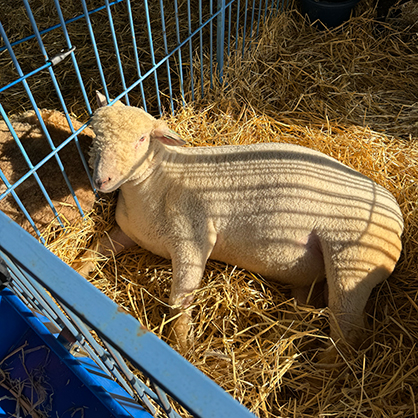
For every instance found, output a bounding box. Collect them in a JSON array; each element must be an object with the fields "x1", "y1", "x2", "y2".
[
  {"x1": 3, "y1": 1, "x2": 418, "y2": 417},
  {"x1": 202, "y1": 2, "x2": 418, "y2": 139}
]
